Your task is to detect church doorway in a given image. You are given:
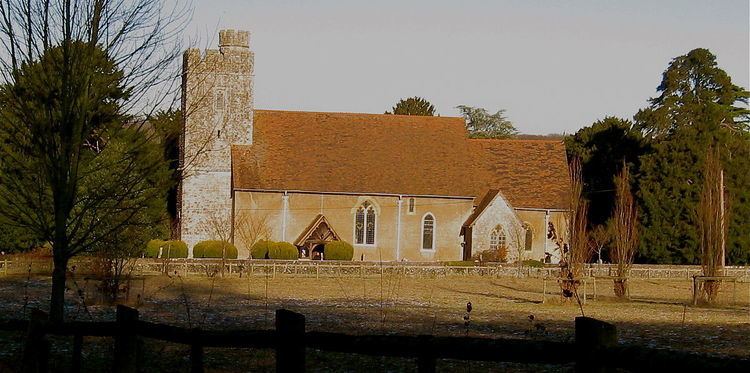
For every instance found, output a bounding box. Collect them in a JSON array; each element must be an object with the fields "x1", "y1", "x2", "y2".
[
  {"x1": 294, "y1": 214, "x2": 342, "y2": 261},
  {"x1": 312, "y1": 244, "x2": 325, "y2": 260}
]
